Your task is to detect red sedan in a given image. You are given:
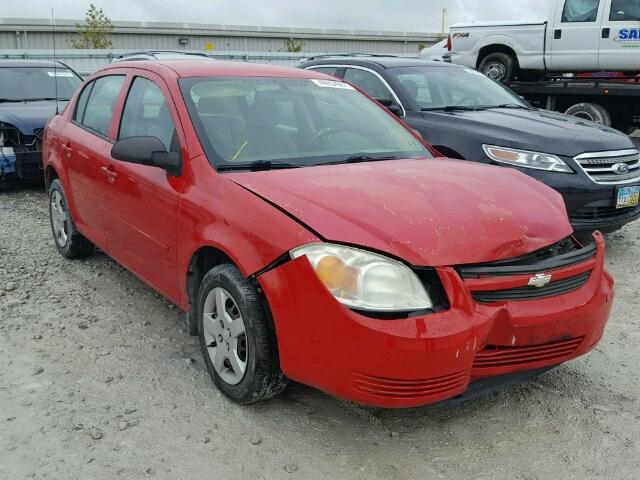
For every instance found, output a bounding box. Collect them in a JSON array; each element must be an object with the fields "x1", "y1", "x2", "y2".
[{"x1": 43, "y1": 60, "x2": 614, "y2": 408}]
